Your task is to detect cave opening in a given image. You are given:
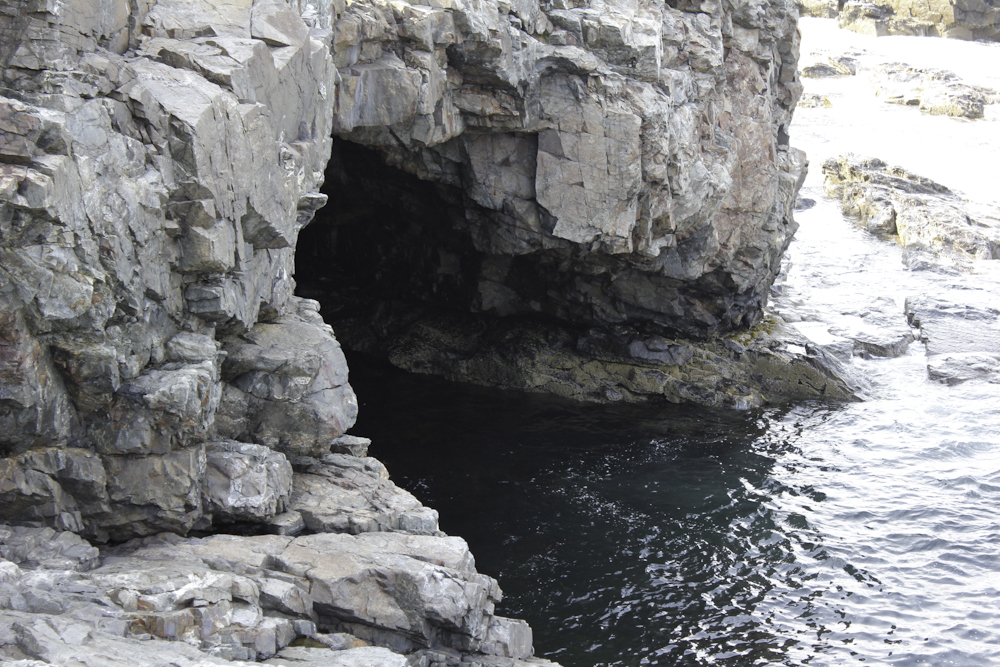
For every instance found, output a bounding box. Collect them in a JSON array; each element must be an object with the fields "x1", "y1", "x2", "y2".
[
  {"x1": 291, "y1": 137, "x2": 773, "y2": 405},
  {"x1": 293, "y1": 138, "x2": 587, "y2": 380},
  {"x1": 294, "y1": 139, "x2": 483, "y2": 328}
]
